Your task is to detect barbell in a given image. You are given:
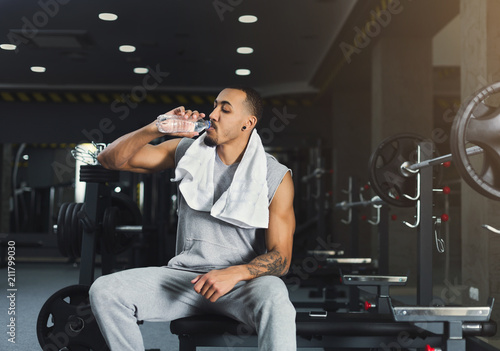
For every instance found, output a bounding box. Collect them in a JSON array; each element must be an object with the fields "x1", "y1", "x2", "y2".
[
  {"x1": 335, "y1": 196, "x2": 384, "y2": 210},
  {"x1": 368, "y1": 133, "x2": 443, "y2": 207},
  {"x1": 369, "y1": 81, "x2": 500, "y2": 206}
]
